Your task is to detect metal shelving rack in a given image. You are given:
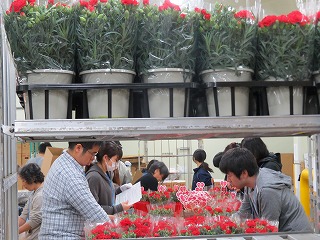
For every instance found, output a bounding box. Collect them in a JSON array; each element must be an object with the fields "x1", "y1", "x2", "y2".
[
  {"x1": 9, "y1": 115, "x2": 320, "y2": 141},
  {"x1": 1, "y1": 2, "x2": 320, "y2": 240}
]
